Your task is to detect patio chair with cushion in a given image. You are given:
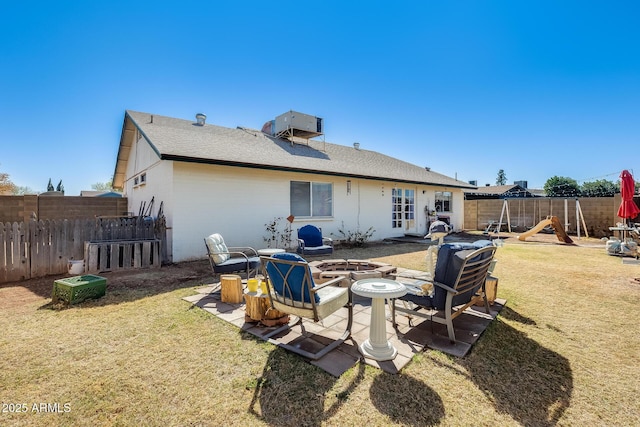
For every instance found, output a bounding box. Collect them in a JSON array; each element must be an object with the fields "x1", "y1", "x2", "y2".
[
  {"x1": 392, "y1": 241, "x2": 496, "y2": 343},
  {"x1": 260, "y1": 252, "x2": 353, "y2": 360},
  {"x1": 296, "y1": 225, "x2": 333, "y2": 257},
  {"x1": 204, "y1": 233, "x2": 260, "y2": 279}
]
